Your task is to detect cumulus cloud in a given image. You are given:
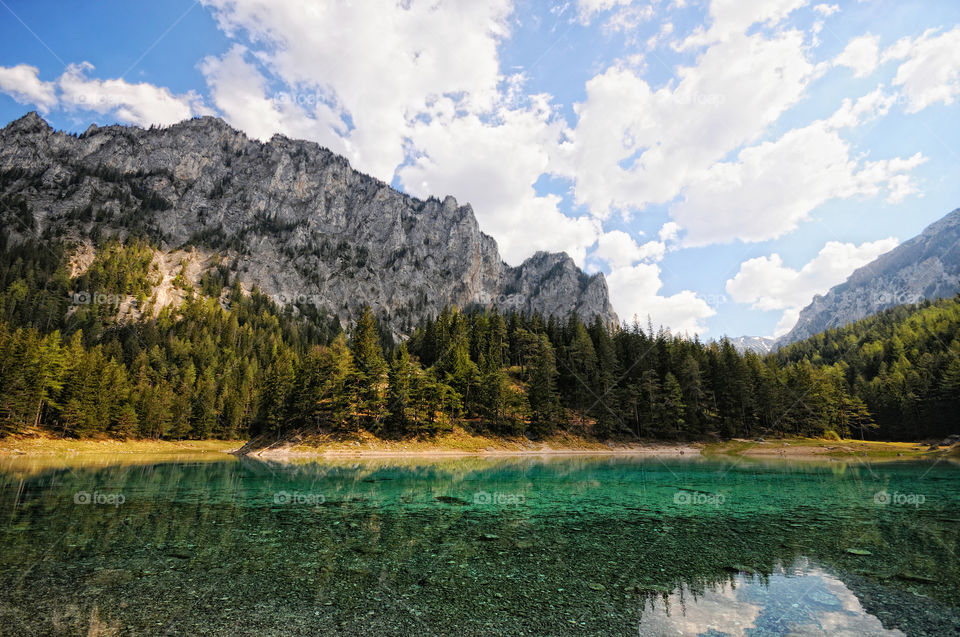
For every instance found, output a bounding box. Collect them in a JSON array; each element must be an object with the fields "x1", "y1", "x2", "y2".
[
  {"x1": 658, "y1": 221, "x2": 681, "y2": 242},
  {"x1": 675, "y1": 0, "x2": 810, "y2": 50},
  {"x1": 556, "y1": 27, "x2": 817, "y2": 219},
  {"x1": 200, "y1": 0, "x2": 512, "y2": 180},
  {"x1": 0, "y1": 64, "x2": 57, "y2": 112},
  {"x1": 0, "y1": 62, "x2": 211, "y2": 126},
  {"x1": 670, "y1": 90, "x2": 924, "y2": 246},
  {"x1": 58, "y1": 63, "x2": 212, "y2": 126},
  {"x1": 813, "y1": 4, "x2": 839, "y2": 16},
  {"x1": 607, "y1": 262, "x2": 716, "y2": 335},
  {"x1": 726, "y1": 237, "x2": 899, "y2": 335},
  {"x1": 834, "y1": 34, "x2": 880, "y2": 77},
  {"x1": 595, "y1": 230, "x2": 644, "y2": 269},
  {"x1": 595, "y1": 229, "x2": 665, "y2": 268},
  {"x1": 884, "y1": 26, "x2": 960, "y2": 113}
]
